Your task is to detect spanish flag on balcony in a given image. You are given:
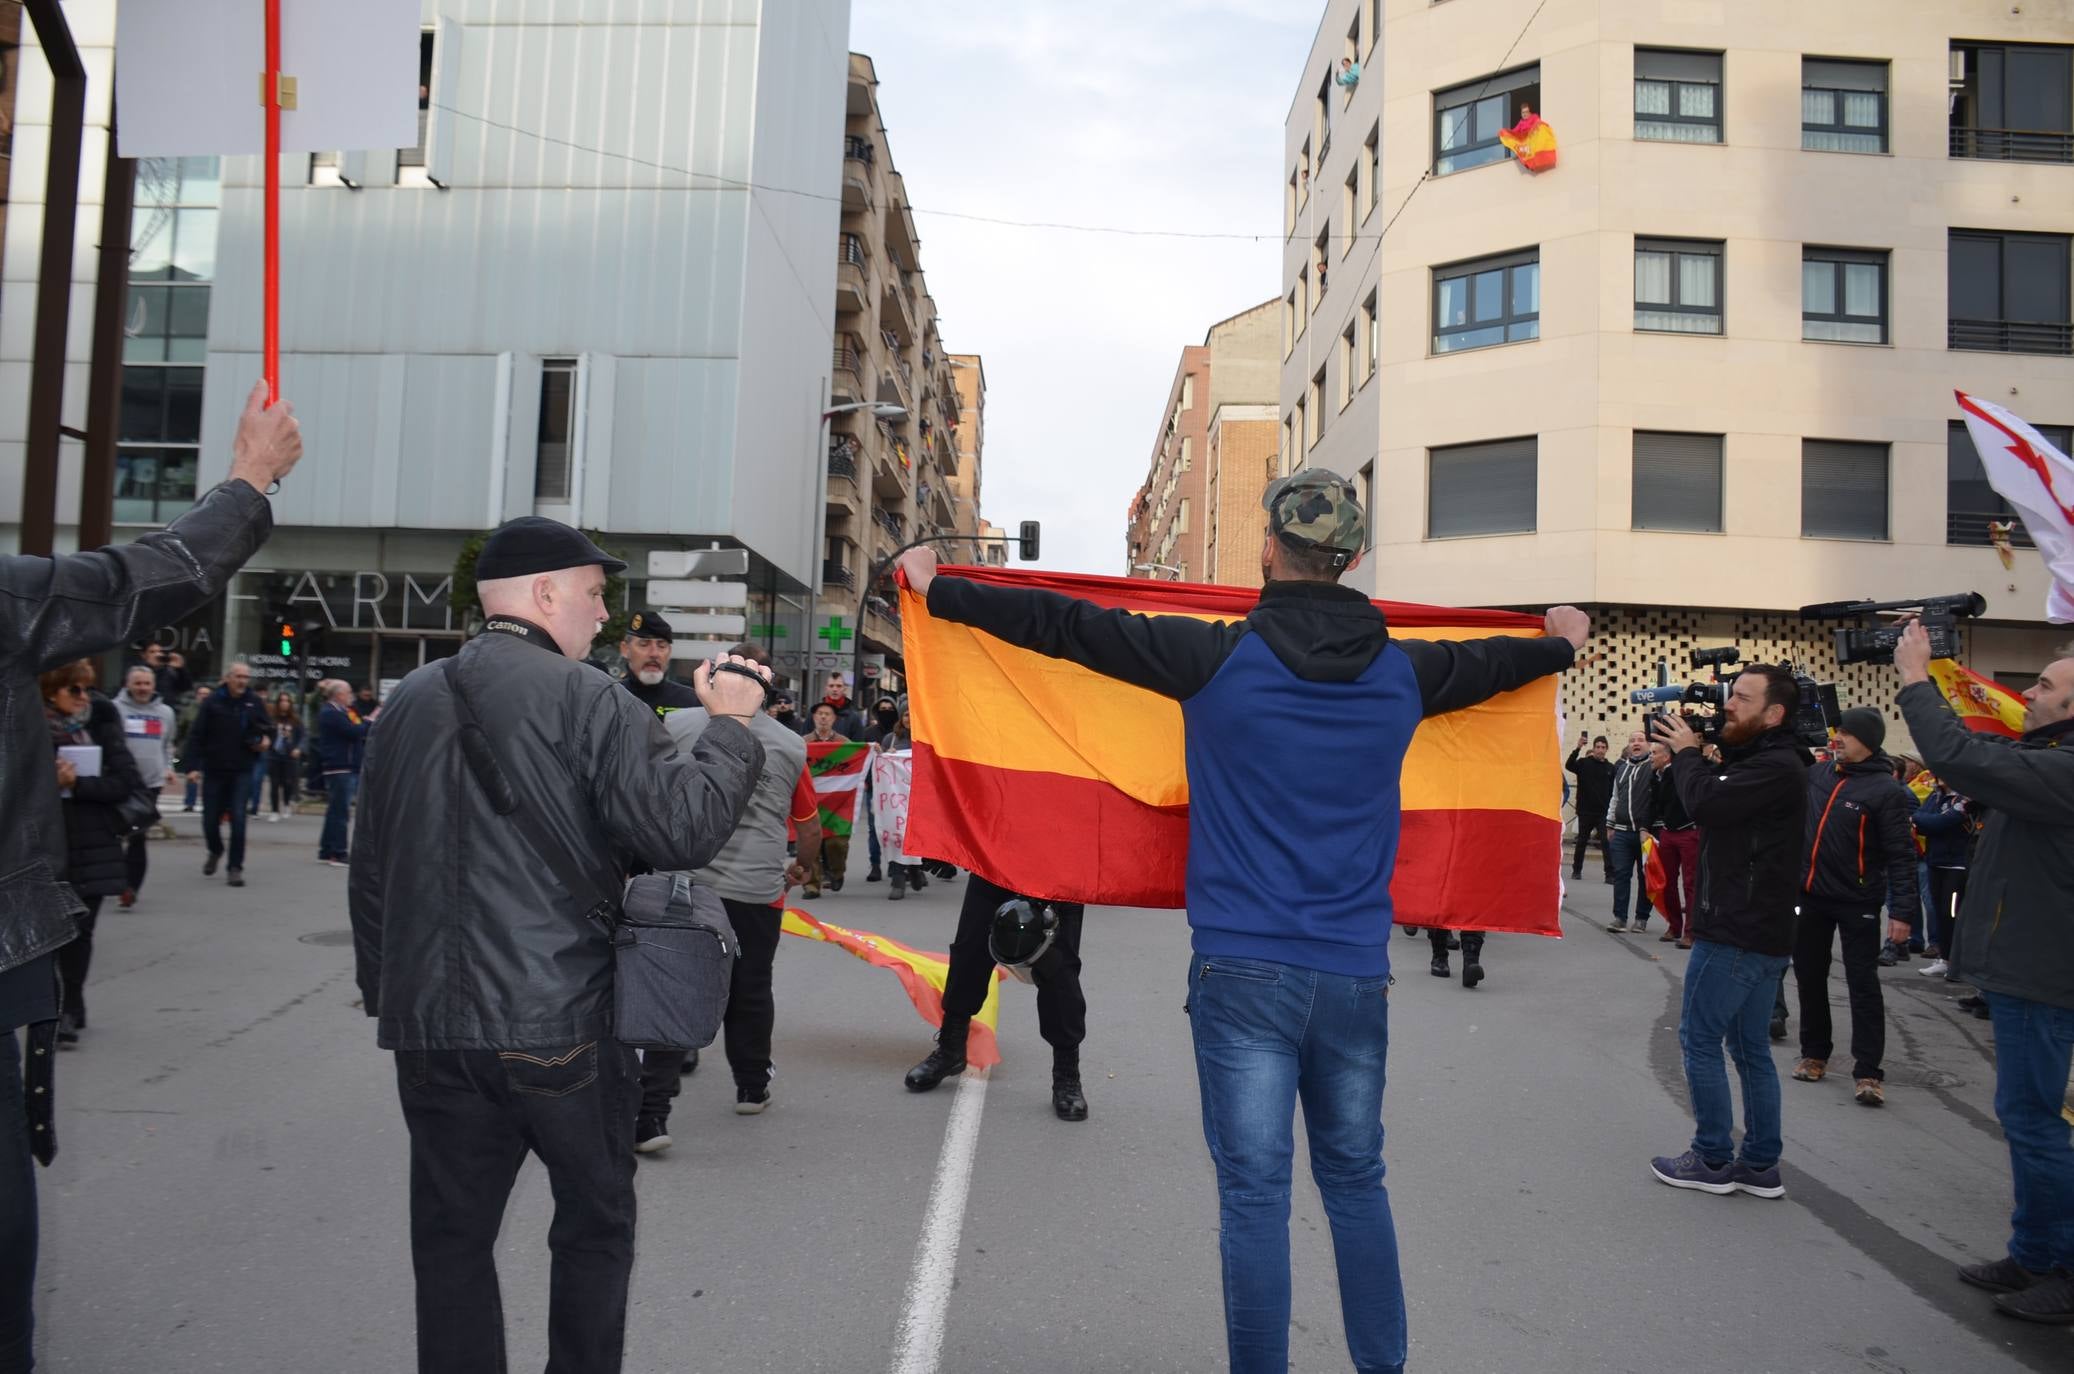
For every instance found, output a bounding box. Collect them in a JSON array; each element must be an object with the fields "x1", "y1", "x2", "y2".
[
  {"x1": 1927, "y1": 658, "x2": 2028, "y2": 740},
  {"x1": 899, "y1": 569, "x2": 1563, "y2": 936},
  {"x1": 1498, "y1": 111, "x2": 1558, "y2": 171}
]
